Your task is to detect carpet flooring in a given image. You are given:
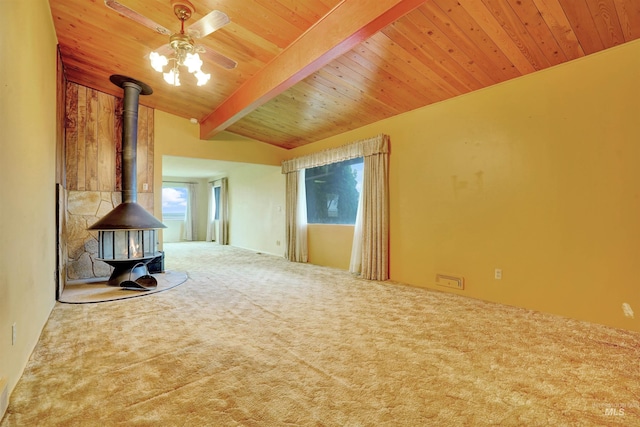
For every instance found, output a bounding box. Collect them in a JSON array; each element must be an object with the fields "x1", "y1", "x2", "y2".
[
  {"x1": 2, "y1": 242, "x2": 639, "y2": 426},
  {"x1": 59, "y1": 271, "x2": 188, "y2": 304}
]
